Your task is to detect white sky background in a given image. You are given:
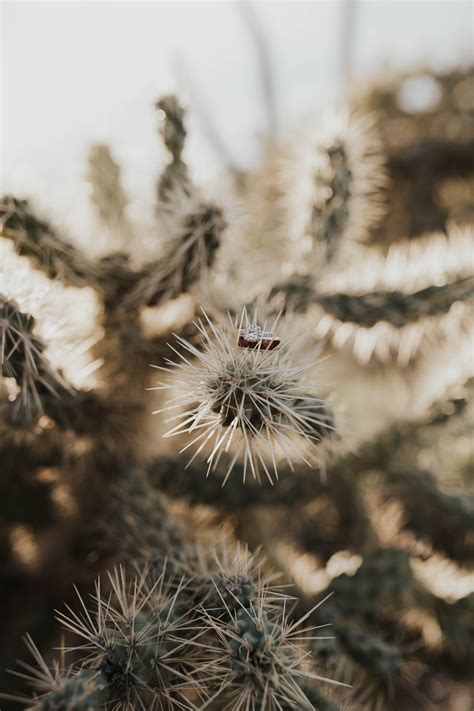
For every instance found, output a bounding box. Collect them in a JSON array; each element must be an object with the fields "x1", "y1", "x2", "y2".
[{"x1": 1, "y1": 0, "x2": 473, "y2": 245}]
